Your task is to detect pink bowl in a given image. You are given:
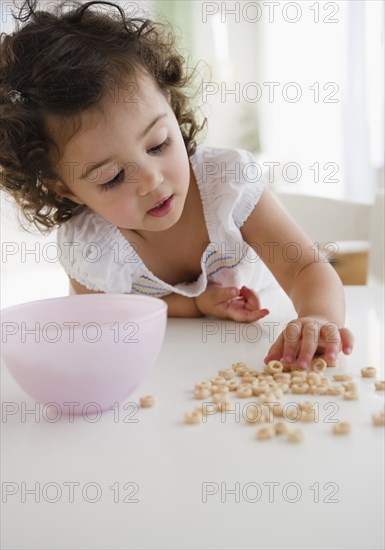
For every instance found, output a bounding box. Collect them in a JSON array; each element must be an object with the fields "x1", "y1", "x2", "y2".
[{"x1": 1, "y1": 294, "x2": 167, "y2": 413}]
